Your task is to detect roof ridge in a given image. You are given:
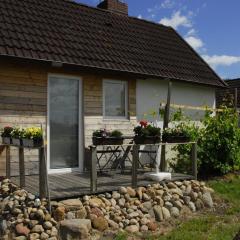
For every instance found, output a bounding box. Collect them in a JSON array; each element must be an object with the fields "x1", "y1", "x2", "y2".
[{"x1": 63, "y1": 0, "x2": 170, "y2": 29}]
